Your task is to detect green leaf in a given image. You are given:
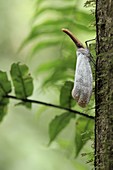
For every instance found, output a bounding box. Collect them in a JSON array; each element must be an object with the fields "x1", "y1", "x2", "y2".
[
  {"x1": 37, "y1": 55, "x2": 75, "y2": 87},
  {"x1": 10, "y1": 63, "x2": 33, "y2": 99},
  {"x1": 0, "y1": 97, "x2": 9, "y2": 122},
  {"x1": 0, "y1": 71, "x2": 11, "y2": 96},
  {"x1": 15, "y1": 101, "x2": 31, "y2": 109},
  {"x1": 31, "y1": 38, "x2": 61, "y2": 55},
  {"x1": 0, "y1": 104, "x2": 8, "y2": 122},
  {"x1": 60, "y1": 81, "x2": 76, "y2": 108},
  {"x1": 49, "y1": 112, "x2": 75, "y2": 144},
  {"x1": 34, "y1": 1, "x2": 77, "y2": 19},
  {"x1": 10, "y1": 63, "x2": 33, "y2": 109},
  {"x1": 0, "y1": 71, "x2": 11, "y2": 121},
  {"x1": 75, "y1": 117, "x2": 94, "y2": 157}
]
